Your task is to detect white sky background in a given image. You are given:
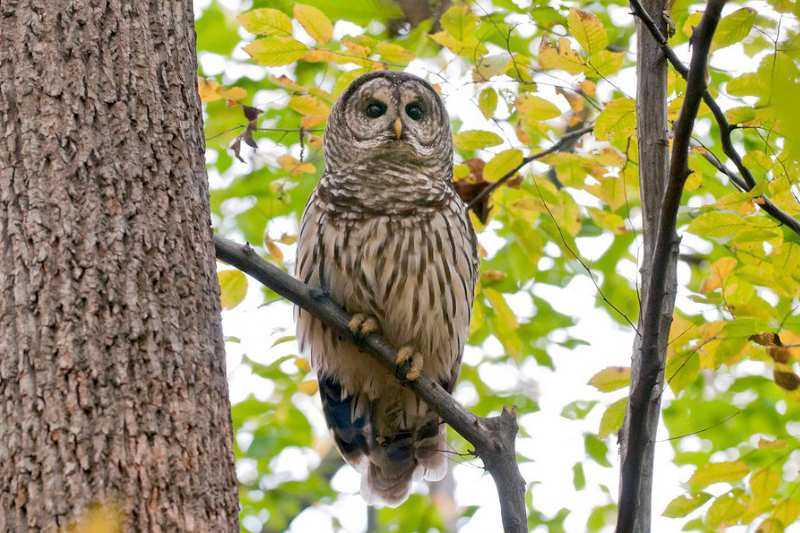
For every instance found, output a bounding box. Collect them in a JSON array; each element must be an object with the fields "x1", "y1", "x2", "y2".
[{"x1": 198, "y1": 0, "x2": 795, "y2": 531}]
